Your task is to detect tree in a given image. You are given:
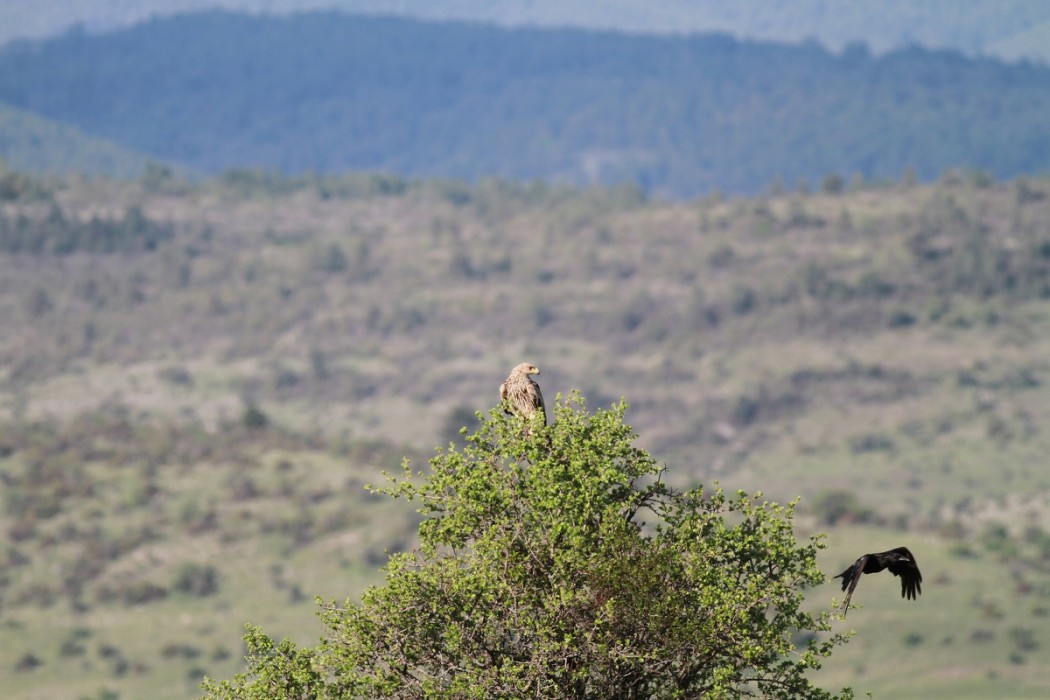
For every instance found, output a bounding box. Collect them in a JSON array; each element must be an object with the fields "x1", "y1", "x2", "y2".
[{"x1": 202, "y1": 393, "x2": 852, "y2": 699}]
